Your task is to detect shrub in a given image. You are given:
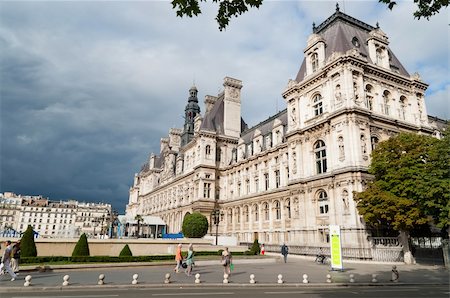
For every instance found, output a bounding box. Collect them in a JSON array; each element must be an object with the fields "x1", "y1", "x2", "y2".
[
  {"x1": 248, "y1": 239, "x2": 260, "y2": 255},
  {"x1": 182, "y1": 212, "x2": 209, "y2": 238},
  {"x1": 72, "y1": 233, "x2": 90, "y2": 257},
  {"x1": 119, "y1": 244, "x2": 133, "y2": 257},
  {"x1": 21, "y1": 225, "x2": 37, "y2": 257}
]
